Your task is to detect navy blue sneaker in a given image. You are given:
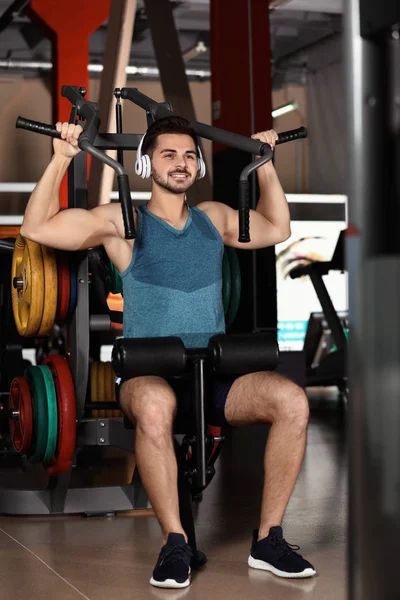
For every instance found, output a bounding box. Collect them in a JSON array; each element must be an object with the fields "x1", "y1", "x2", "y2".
[
  {"x1": 248, "y1": 527, "x2": 316, "y2": 579},
  {"x1": 150, "y1": 533, "x2": 193, "y2": 589}
]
